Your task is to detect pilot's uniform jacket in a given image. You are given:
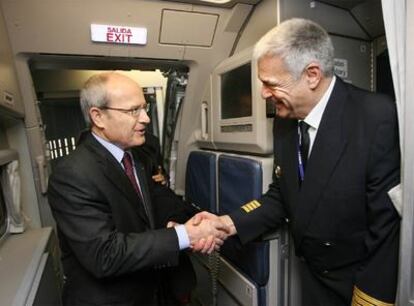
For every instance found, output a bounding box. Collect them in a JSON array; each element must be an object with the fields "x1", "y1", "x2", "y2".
[{"x1": 230, "y1": 78, "x2": 400, "y2": 306}]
